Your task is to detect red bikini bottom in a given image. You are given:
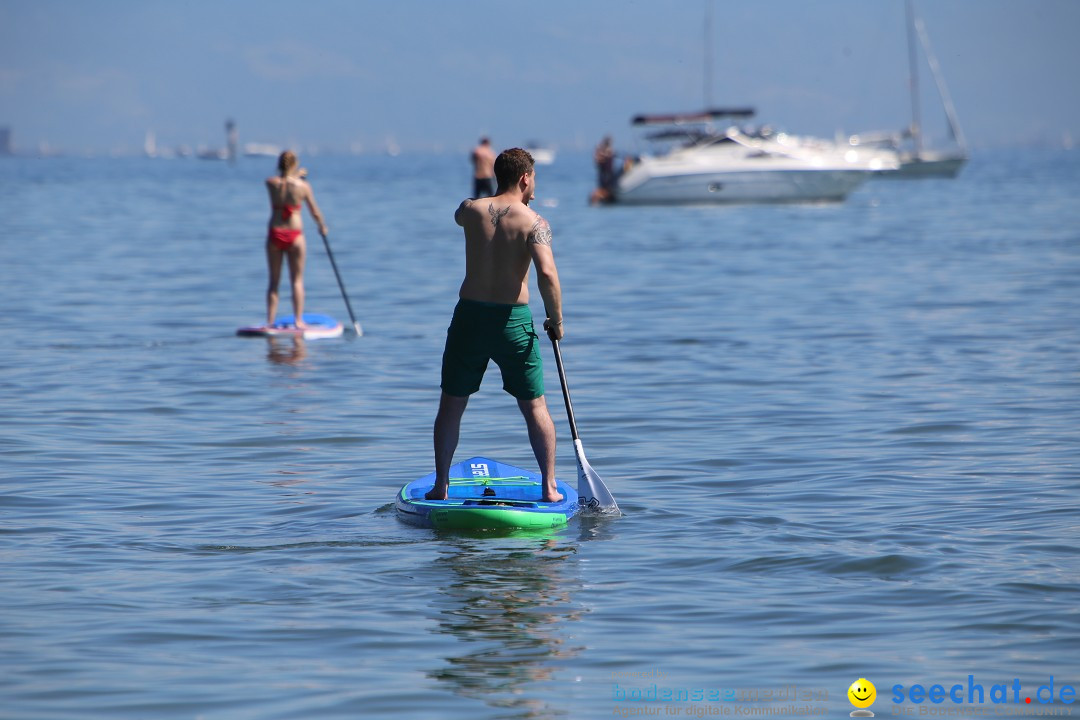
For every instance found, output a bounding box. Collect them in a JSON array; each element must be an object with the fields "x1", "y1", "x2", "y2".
[{"x1": 268, "y1": 227, "x2": 302, "y2": 250}]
